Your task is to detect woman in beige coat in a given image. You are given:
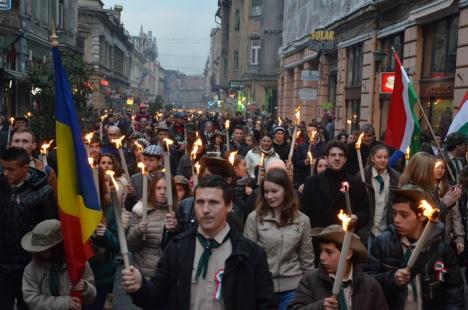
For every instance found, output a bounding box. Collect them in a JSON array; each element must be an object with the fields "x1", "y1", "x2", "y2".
[
  {"x1": 127, "y1": 172, "x2": 177, "y2": 279},
  {"x1": 21, "y1": 219, "x2": 96, "y2": 310},
  {"x1": 244, "y1": 168, "x2": 314, "y2": 310}
]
